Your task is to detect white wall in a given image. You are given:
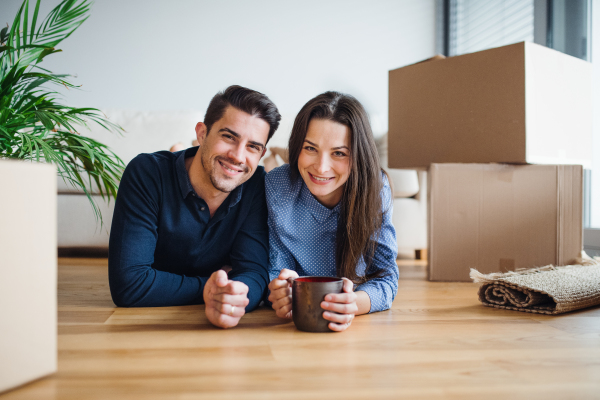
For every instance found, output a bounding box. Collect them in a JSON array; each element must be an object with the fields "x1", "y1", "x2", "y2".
[
  {"x1": 0, "y1": 0, "x2": 437, "y2": 147},
  {"x1": 592, "y1": 0, "x2": 600, "y2": 228}
]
